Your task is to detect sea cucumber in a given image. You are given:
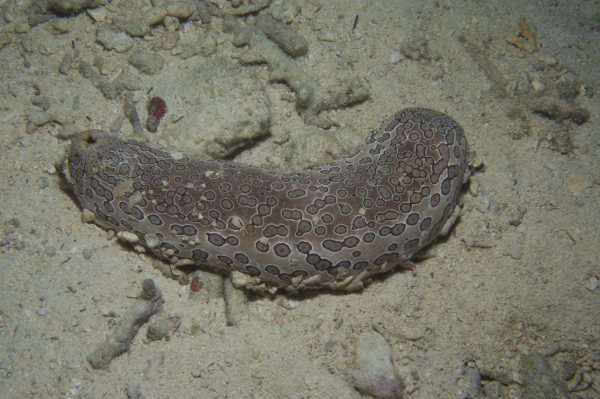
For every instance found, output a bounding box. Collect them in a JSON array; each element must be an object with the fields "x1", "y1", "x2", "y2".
[{"x1": 66, "y1": 108, "x2": 469, "y2": 291}]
